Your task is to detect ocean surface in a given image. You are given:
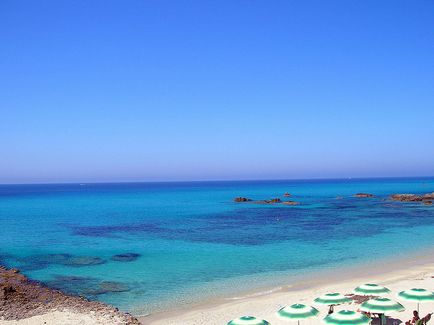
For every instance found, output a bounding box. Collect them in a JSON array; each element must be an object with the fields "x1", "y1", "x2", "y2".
[{"x1": 1, "y1": 178, "x2": 434, "y2": 315}]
